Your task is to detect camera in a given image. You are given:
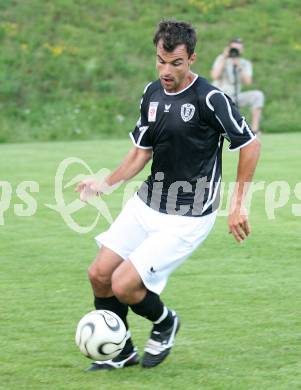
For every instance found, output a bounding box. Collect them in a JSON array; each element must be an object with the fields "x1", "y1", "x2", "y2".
[{"x1": 229, "y1": 47, "x2": 240, "y2": 58}]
